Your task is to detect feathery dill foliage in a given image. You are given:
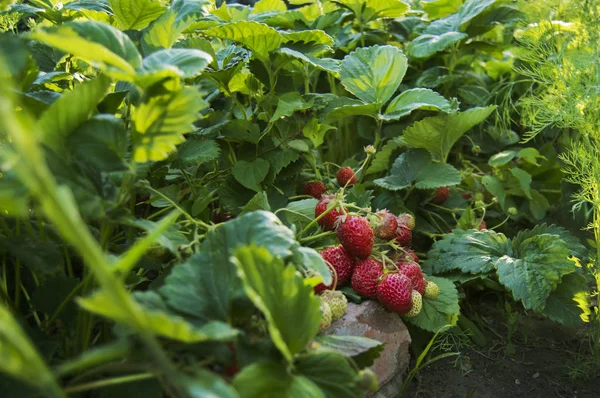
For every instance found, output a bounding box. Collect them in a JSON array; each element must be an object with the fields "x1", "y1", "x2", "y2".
[
  {"x1": 516, "y1": 0, "x2": 600, "y2": 369},
  {"x1": 516, "y1": 0, "x2": 600, "y2": 232}
]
